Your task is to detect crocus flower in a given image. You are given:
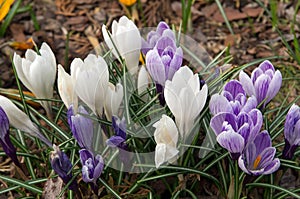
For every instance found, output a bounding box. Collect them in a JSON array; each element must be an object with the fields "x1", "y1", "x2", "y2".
[
  {"x1": 146, "y1": 30, "x2": 183, "y2": 87},
  {"x1": 209, "y1": 80, "x2": 257, "y2": 116},
  {"x1": 239, "y1": 60, "x2": 282, "y2": 108},
  {"x1": 142, "y1": 21, "x2": 171, "y2": 55},
  {"x1": 211, "y1": 109, "x2": 263, "y2": 159},
  {"x1": 68, "y1": 105, "x2": 93, "y2": 151},
  {"x1": 164, "y1": 66, "x2": 208, "y2": 137},
  {"x1": 104, "y1": 83, "x2": 123, "y2": 121},
  {"x1": 238, "y1": 131, "x2": 280, "y2": 175},
  {"x1": 13, "y1": 42, "x2": 57, "y2": 116},
  {"x1": 0, "y1": 95, "x2": 51, "y2": 146},
  {"x1": 106, "y1": 116, "x2": 129, "y2": 167},
  {"x1": 50, "y1": 145, "x2": 78, "y2": 191},
  {"x1": 282, "y1": 104, "x2": 300, "y2": 159},
  {"x1": 102, "y1": 16, "x2": 141, "y2": 74},
  {"x1": 79, "y1": 149, "x2": 104, "y2": 185},
  {"x1": 71, "y1": 54, "x2": 109, "y2": 117},
  {"x1": 57, "y1": 64, "x2": 77, "y2": 109},
  {"x1": 0, "y1": 106, "x2": 21, "y2": 167},
  {"x1": 154, "y1": 114, "x2": 179, "y2": 168}
]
